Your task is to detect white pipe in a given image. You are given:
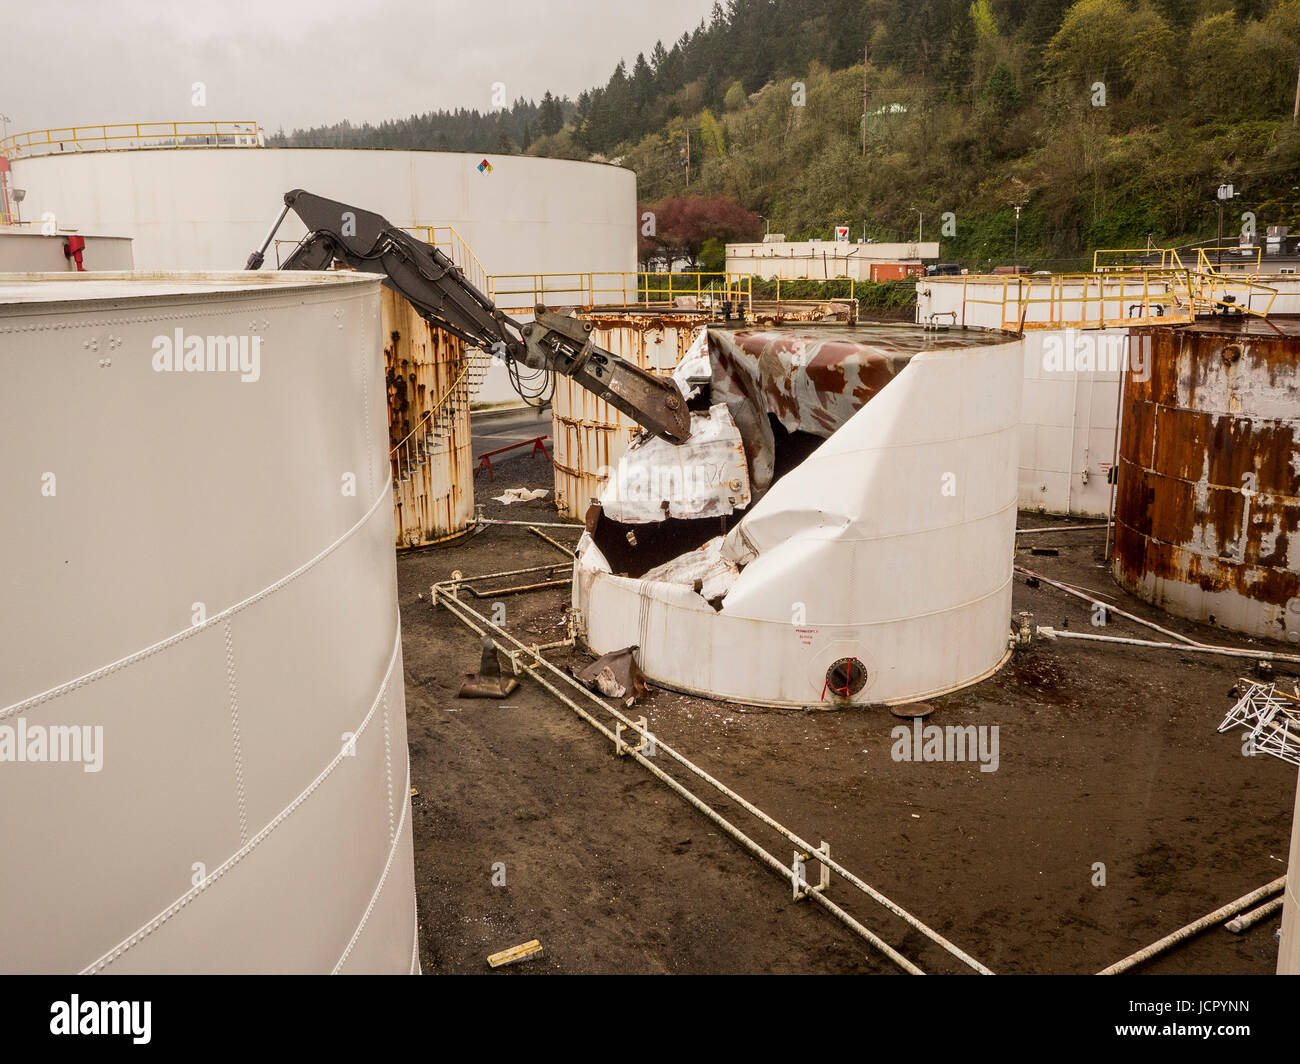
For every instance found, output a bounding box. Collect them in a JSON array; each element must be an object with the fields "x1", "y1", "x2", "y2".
[
  {"x1": 1019, "y1": 565, "x2": 1300, "y2": 663},
  {"x1": 478, "y1": 519, "x2": 585, "y2": 529},
  {"x1": 1015, "y1": 525, "x2": 1107, "y2": 534},
  {"x1": 1098, "y1": 876, "x2": 1286, "y2": 974},
  {"x1": 1225, "y1": 895, "x2": 1284, "y2": 934},
  {"x1": 436, "y1": 584, "x2": 925, "y2": 972},
  {"x1": 1040, "y1": 627, "x2": 1300, "y2": 664},
  {"x1": 433, "y1": 576, "x2": 993, "y2": 974}
]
